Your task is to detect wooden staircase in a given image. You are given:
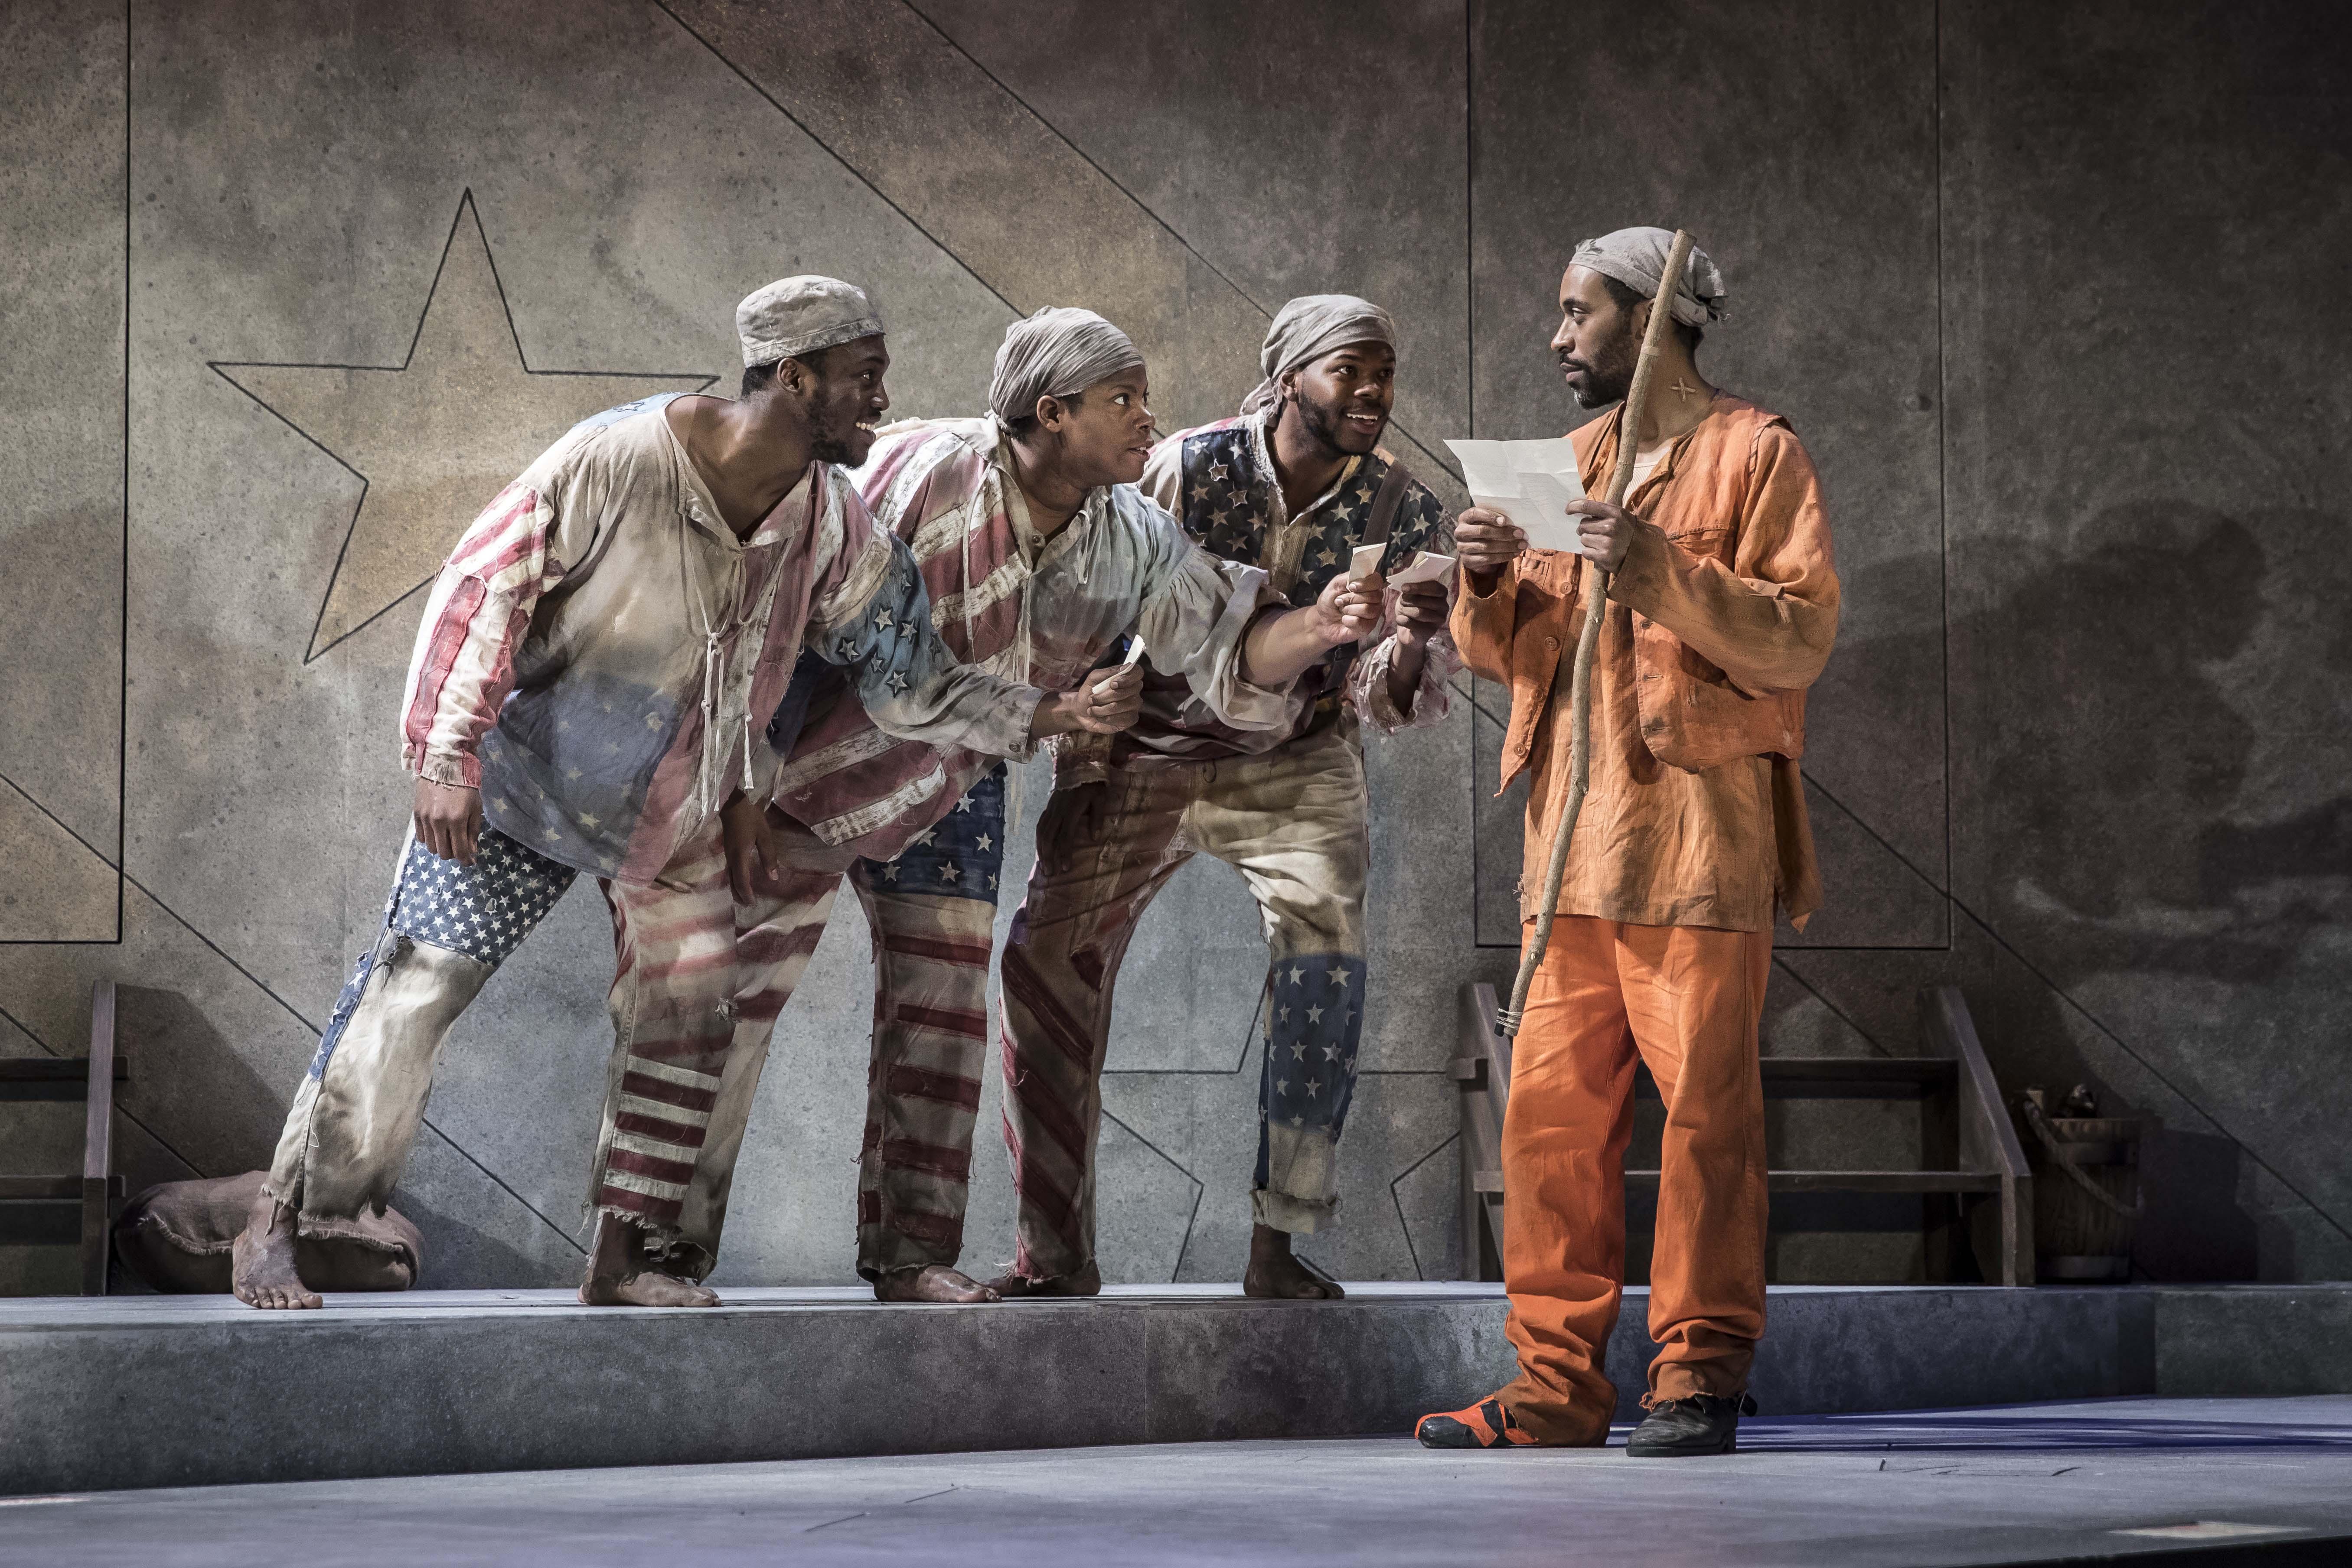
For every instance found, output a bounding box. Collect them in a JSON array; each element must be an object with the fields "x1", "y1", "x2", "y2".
[
  {"x1": 0, "y1": 981, "x2": 127, "y2": 1294},
  {"x1": 1454, "y1": 982, "x2": 2033, "y2": 1285}
]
